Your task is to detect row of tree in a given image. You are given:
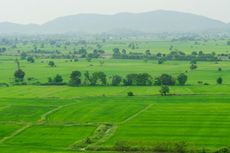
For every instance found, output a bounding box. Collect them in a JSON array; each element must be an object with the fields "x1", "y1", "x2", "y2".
[
  {"x1": 45, "y1": 71, "x2": 188, "y2": 86},
  {"x1": 112, "y1": 49, "x2": 226, "y2": 61}
]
